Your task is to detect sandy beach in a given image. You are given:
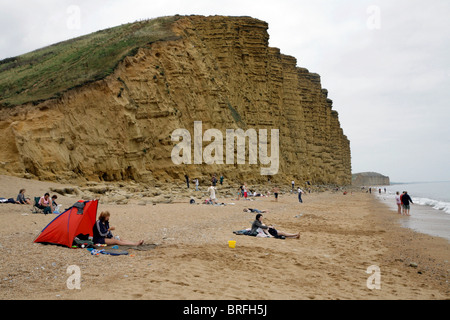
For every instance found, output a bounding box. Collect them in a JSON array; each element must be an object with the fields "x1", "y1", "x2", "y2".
[{"x1": 0, "y1": 175, "x2": 448, "y2": 300}]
